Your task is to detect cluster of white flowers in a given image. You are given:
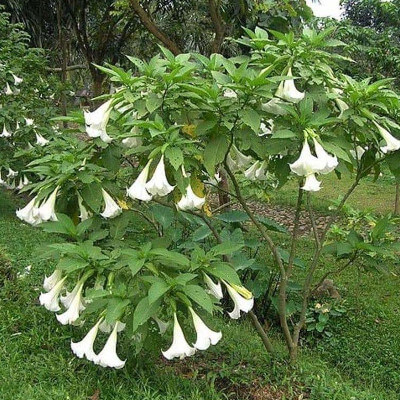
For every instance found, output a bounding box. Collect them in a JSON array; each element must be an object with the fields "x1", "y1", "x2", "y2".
[{"x1": 3, "y1": 71, "x2": 22, "y2": 96}]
